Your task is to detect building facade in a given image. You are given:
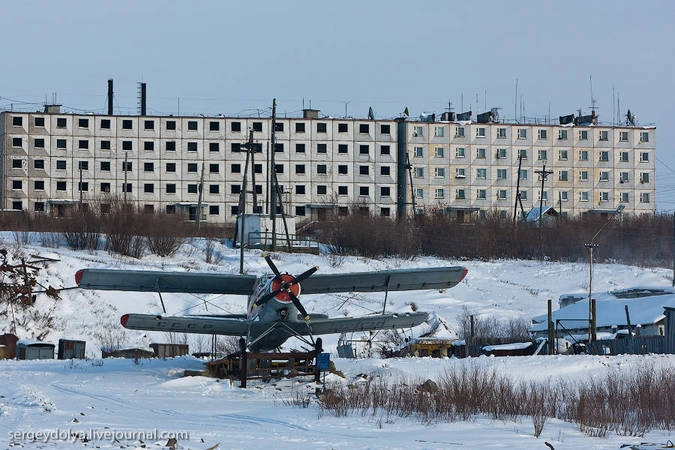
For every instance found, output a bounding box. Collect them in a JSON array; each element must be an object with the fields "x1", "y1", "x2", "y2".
[{"x1": 0, "y1": 107, "x2": 656, "y2": 224}]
